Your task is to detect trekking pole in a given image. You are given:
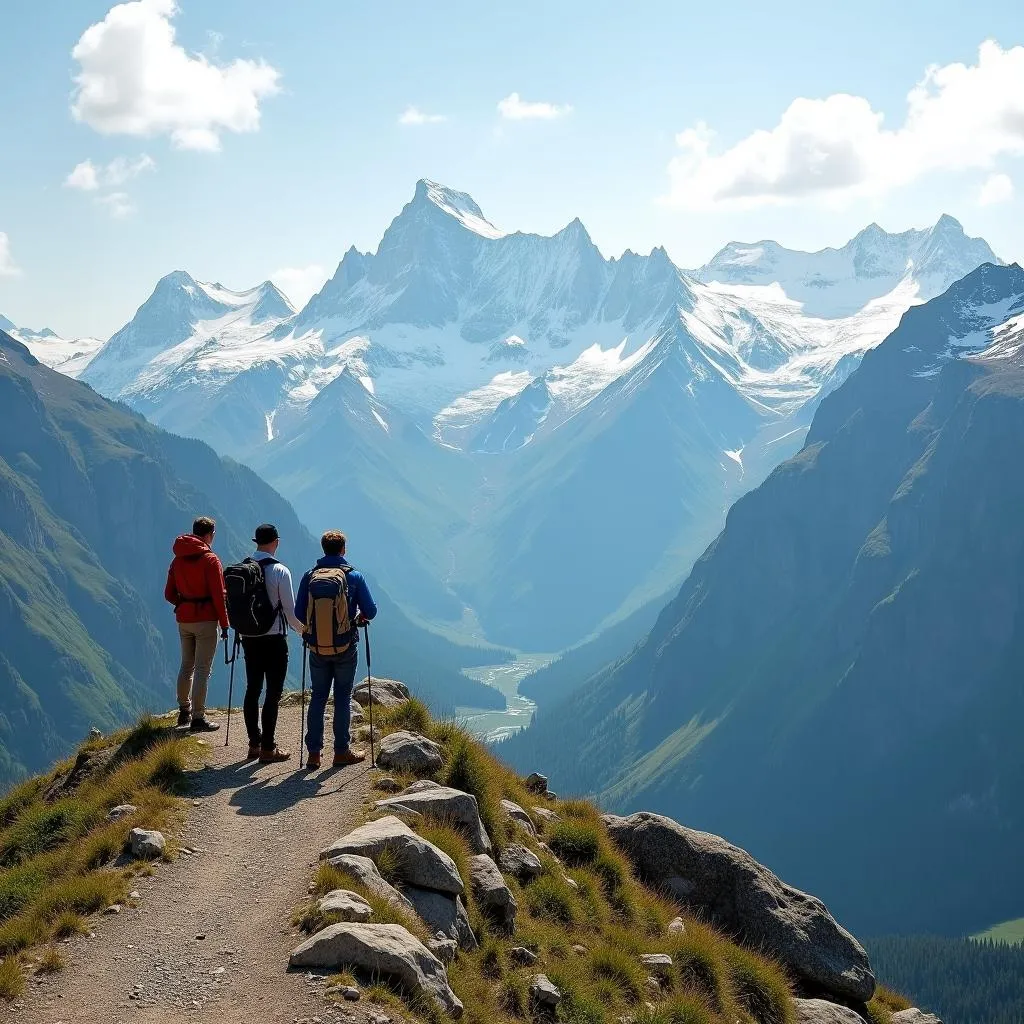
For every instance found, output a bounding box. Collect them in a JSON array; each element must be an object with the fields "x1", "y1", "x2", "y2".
[
  {"x1": 363, "y1": 623, "x2": 375, "y2": 768},
  {"x1": 299, "y1": 641, "x2": 307, "y2": 768},
  {"x1": 224, "y1": 632, "x2": 237, "y2": 748}
]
